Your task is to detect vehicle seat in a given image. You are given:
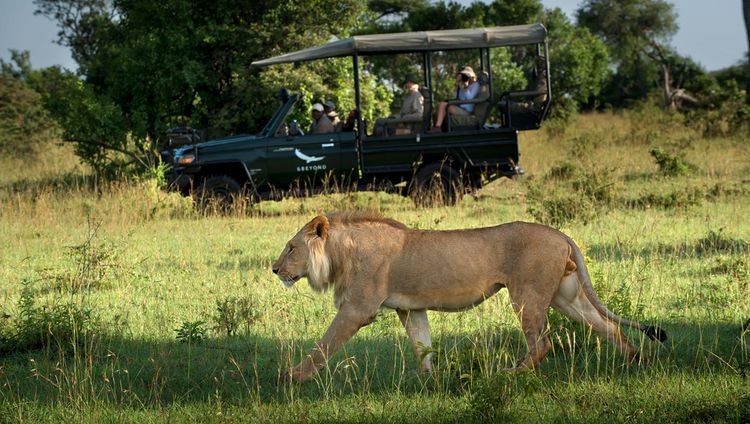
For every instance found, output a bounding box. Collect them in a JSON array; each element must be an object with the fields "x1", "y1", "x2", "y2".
[
  {"x1": 498, "y1": 56, "x2": 548, "y2": 130},
  {"x1": 448, "y1": 71, "x2": 491, "y2": 131}
]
